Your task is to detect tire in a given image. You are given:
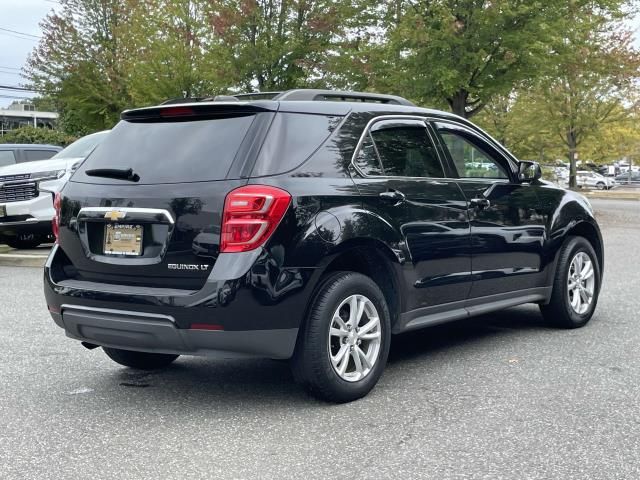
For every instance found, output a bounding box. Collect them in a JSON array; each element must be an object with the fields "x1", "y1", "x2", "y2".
[
  {"x1": 540, "y1": 236, "x2": 601, "y2": 328},
  {"x1": 102, "y1": 347, "x2": 179, "y2": 370},
  {"x1": 596, "y1": 182, "x2": 605, "y2": 190},
  {"x1": 6, "y1": 234, "x2": 42, "y2": 249},
  {"x1": 291, "y1": 271, "x2": 391, "y2": 403}
]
